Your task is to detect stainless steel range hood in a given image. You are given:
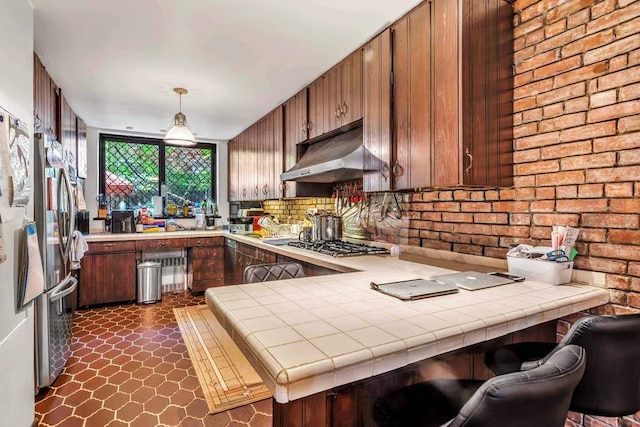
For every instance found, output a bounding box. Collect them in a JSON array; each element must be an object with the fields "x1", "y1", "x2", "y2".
[{"x1": 280, "y1": 127, "x2": 383, "y2": 183}]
